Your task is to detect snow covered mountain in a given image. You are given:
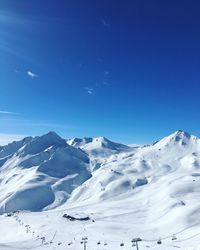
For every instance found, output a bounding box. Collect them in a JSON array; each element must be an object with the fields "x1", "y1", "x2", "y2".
[
  {"x1": 1, "y1": 130, "x2": 200, "y2": 250},
  {"x1": 67, "y1": 136, "x2": 132, "y2": 171},
  {"x1": 68, "y1": 130, "x2": 200, "y2": 203},
  {"x1": 0, "y1": 132, "x2": 91, "y2": 213},
  {"x1": 67, "y1": 136, "x2": 129, "y2": 153}
]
